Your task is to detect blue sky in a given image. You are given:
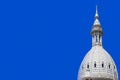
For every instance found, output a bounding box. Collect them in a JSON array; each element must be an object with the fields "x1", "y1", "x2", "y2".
[{"x1": 1, "y1": 0, "x2": 120, "y2": 80}]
